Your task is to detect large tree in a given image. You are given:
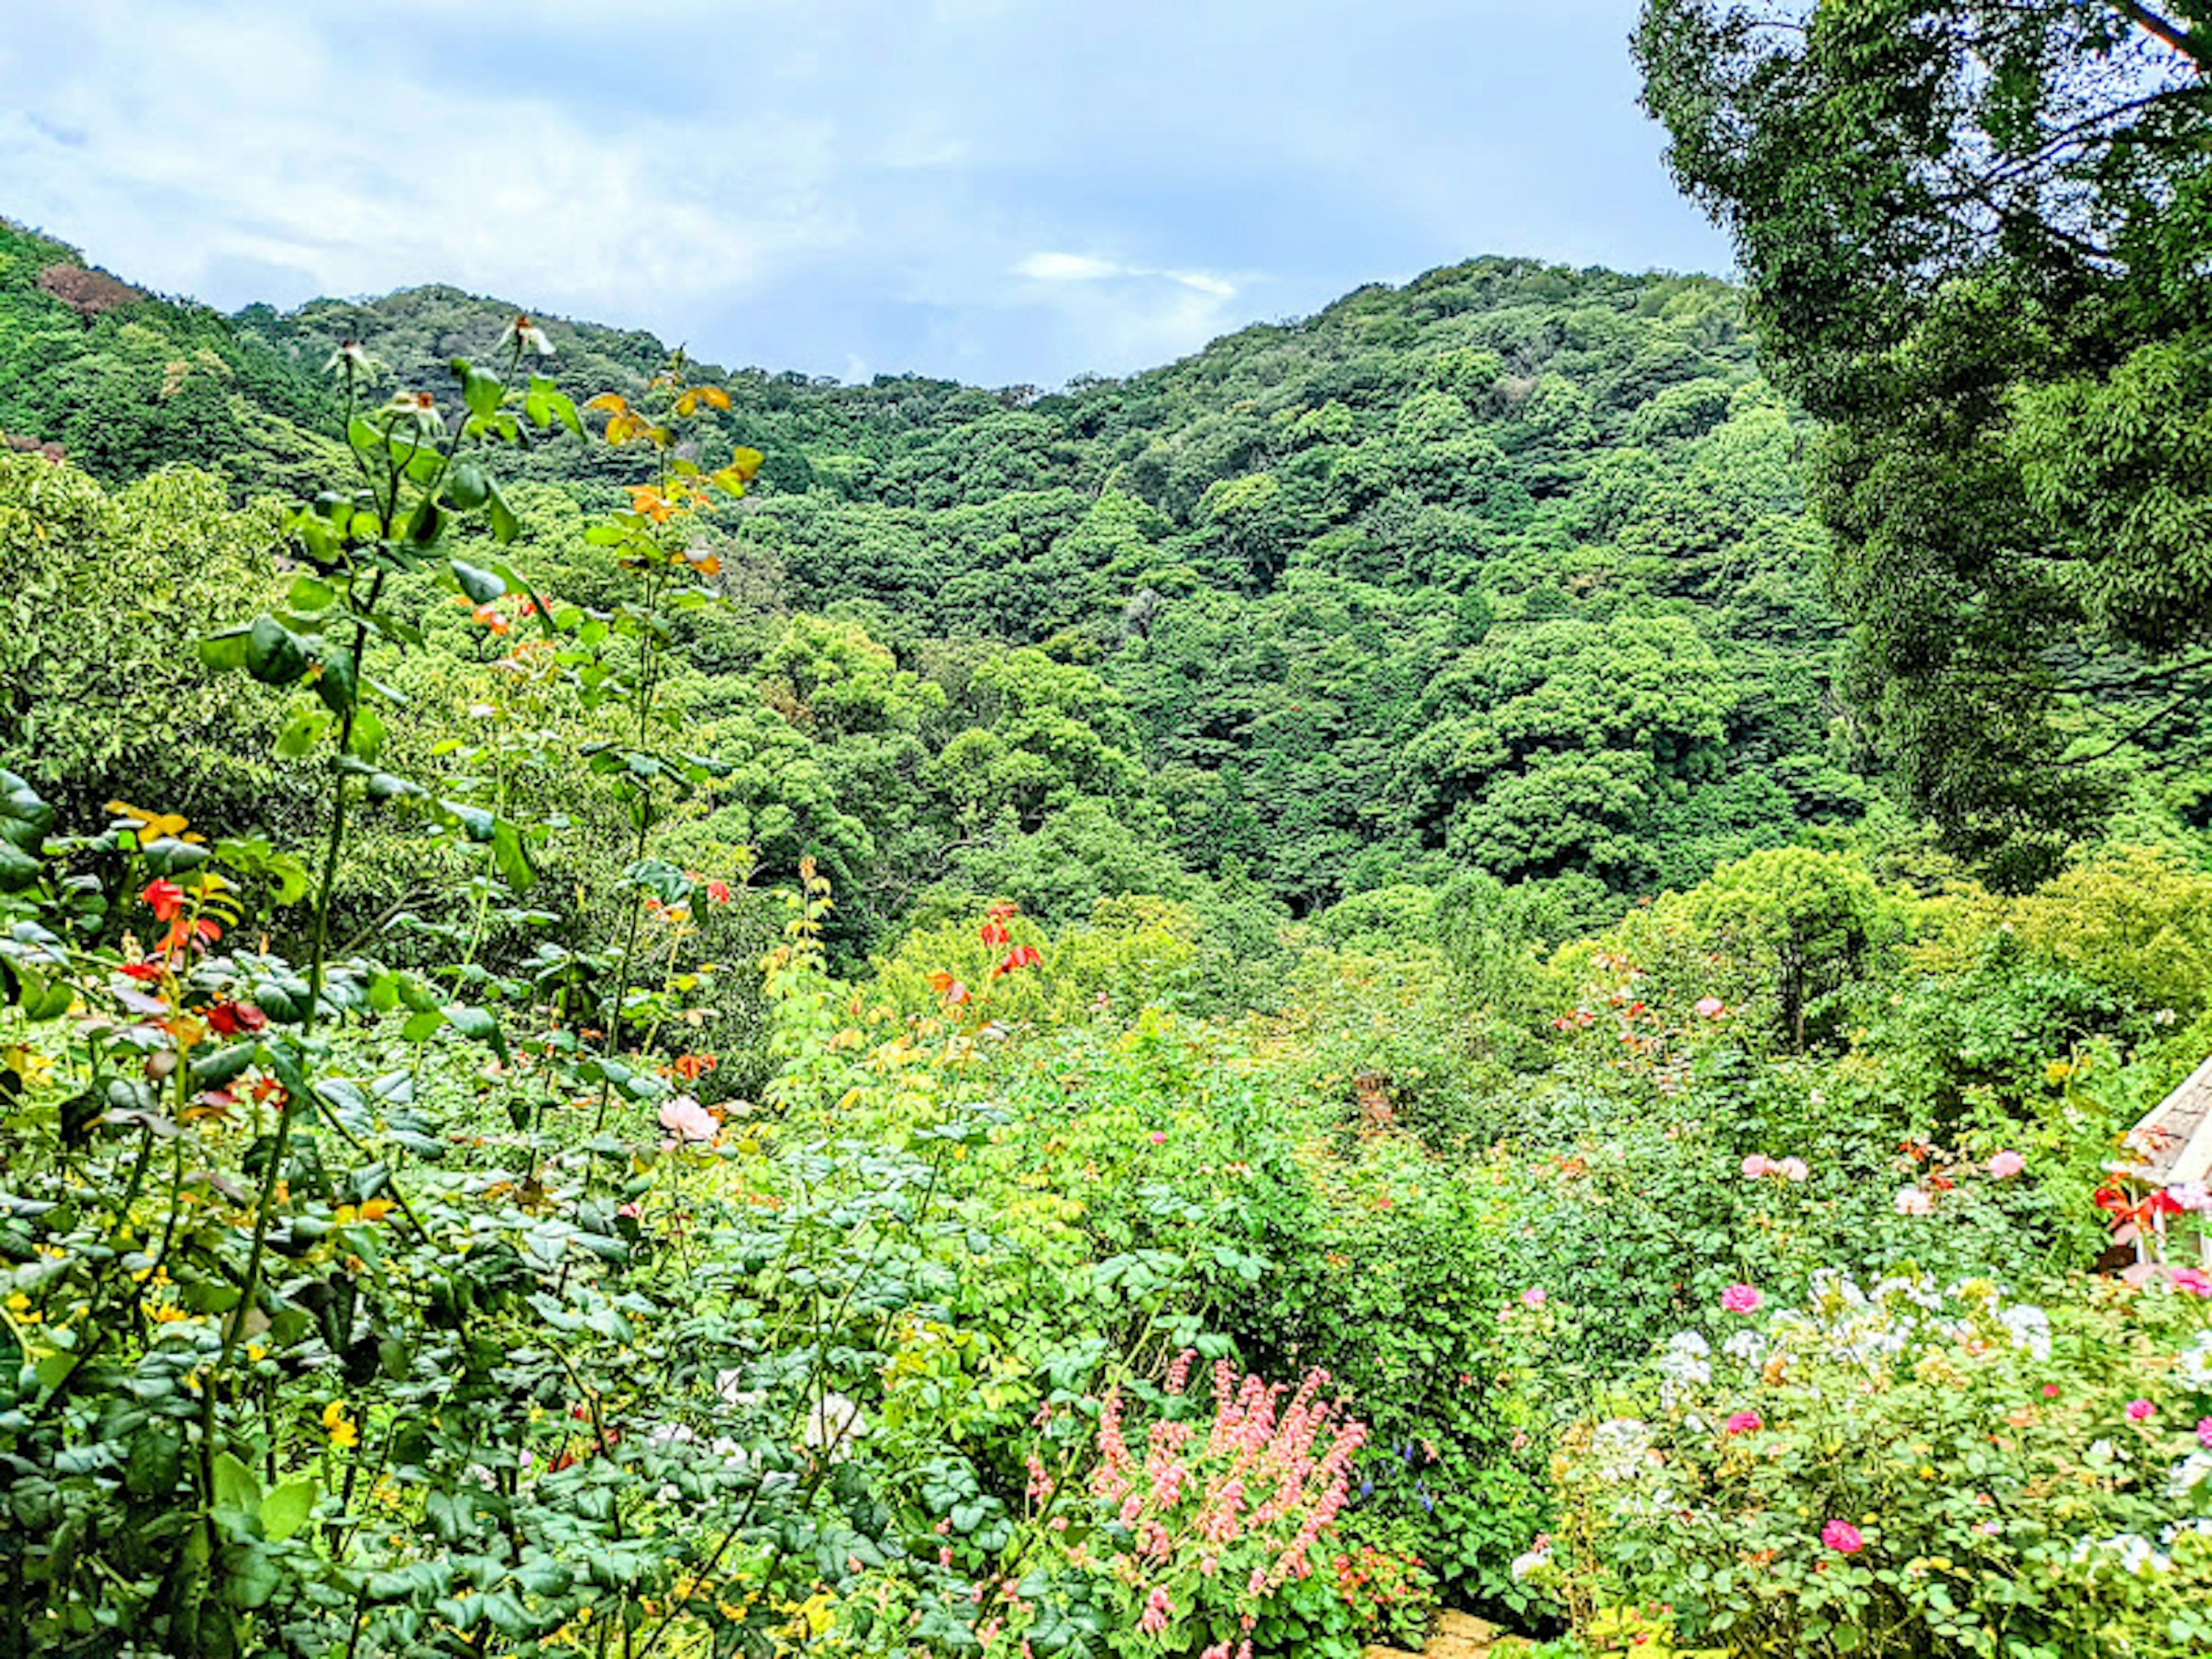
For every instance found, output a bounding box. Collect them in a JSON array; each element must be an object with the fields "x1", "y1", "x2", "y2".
[{"x1": 1635, "y1": 0, "x2": 2212, "y2": 882}]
